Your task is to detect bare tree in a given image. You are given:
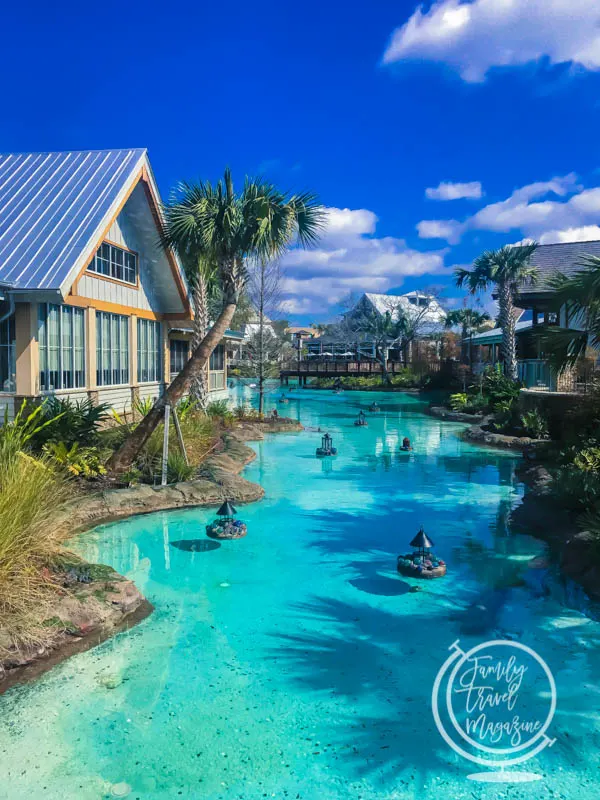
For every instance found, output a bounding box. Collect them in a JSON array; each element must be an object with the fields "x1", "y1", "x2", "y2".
[{"x1": 245, "y1": 258, "x2": 283, "y2": 416}]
